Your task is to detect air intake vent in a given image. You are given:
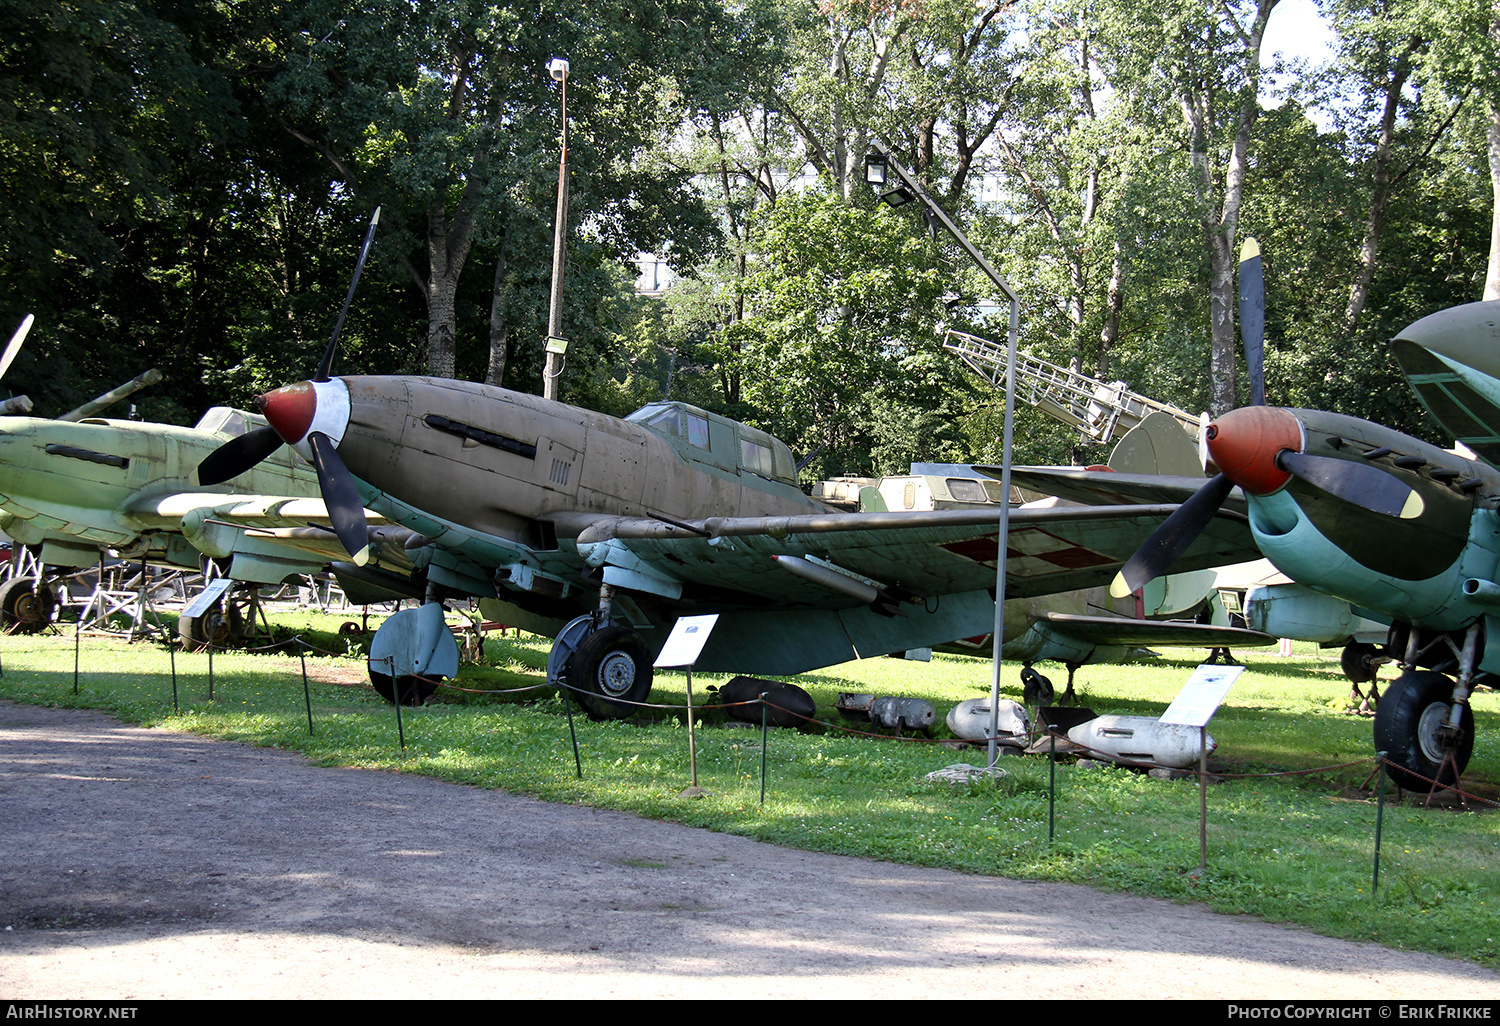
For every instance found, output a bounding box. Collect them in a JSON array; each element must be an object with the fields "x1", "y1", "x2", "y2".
[{"x1": 550, "y1": 459, "x2": 571, "y2": 486}]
